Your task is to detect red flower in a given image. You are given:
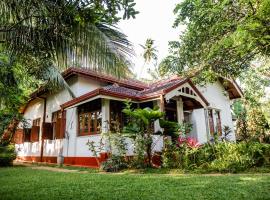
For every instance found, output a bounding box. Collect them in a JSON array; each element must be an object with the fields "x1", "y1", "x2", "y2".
[
  {"x1": 186, "y1": 137, "x2": 200, "y2": 148},
  {"x1": 178, "y1": 137, "x2": 186, "y2": 144},
  {"x1": 177, "y1": 136, "x2": 200, "y2": 148}
]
